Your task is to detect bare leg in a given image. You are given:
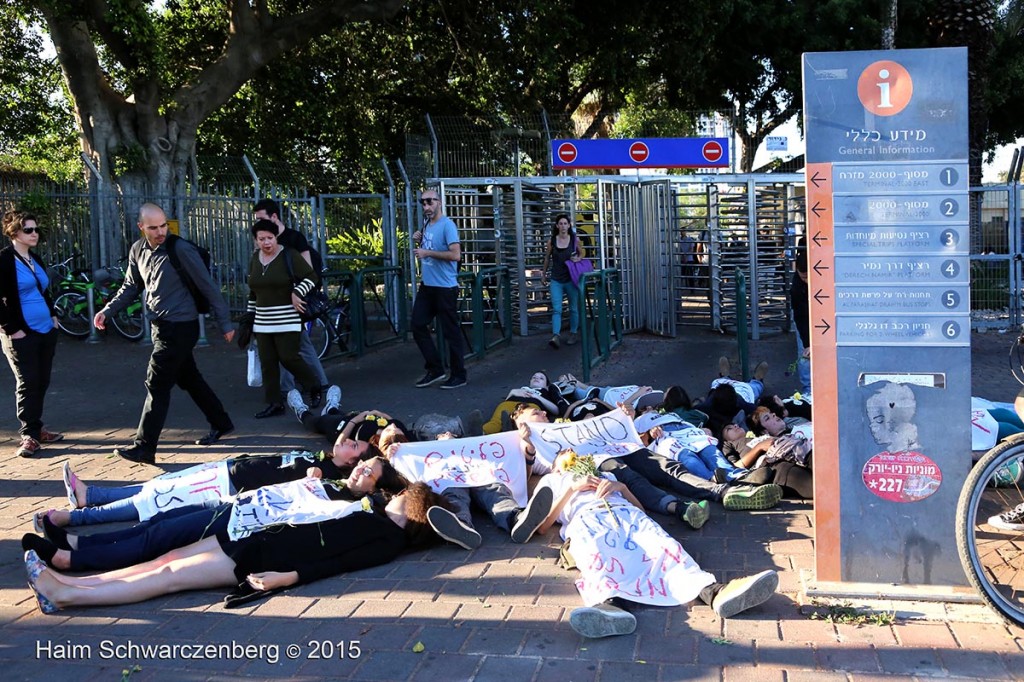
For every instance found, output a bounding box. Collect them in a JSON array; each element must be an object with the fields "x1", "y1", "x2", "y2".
[
  {"x1": 1014, "y1": 387, "x2": 1024, "y2": 424},
  {"x1": 31, "y1": 537, "x2": 236, "y2": 608},
  {"x1": 56, "y1": 536, "x2": 226, "y2": 587}
]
